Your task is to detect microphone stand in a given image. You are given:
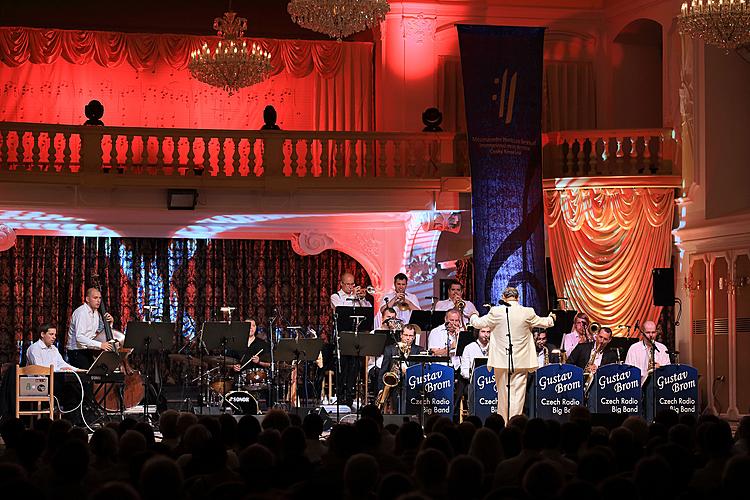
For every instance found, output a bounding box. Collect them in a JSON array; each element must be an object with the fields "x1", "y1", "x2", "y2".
[
  {"x1": 333, "y1": 310, "x2": 341, "y2": 423},
  {"x1": 501, "y1": 300, "x2": 514, "y2": 421},
  {"x1": 647, "y1": 336, "x2": 659, "y2": 422},
  {"x1": 268, "y1": 309, "x2": 278, "y2": 408}
]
